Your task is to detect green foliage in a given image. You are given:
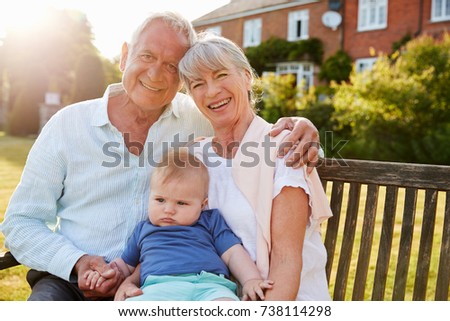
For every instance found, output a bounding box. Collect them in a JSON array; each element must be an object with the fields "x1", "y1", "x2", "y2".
[
  {"x1": 2, "y1": 7, "x2": 102, "y2": 136},
  {"x1": 7, "y1": 90, "x2": 40, "y2": 136},
  {"x1": 259, "y1": 73, "x2": 298, "y2": 123},
  {"x1": 319, "y1": 50, "x2": 352, "y2": 83},
  {"x1": 258, "y1": 34, "x2": 450, "y2": 164},
  {"x1": 245, "y1": 37, "x2": 292, "y2": 74},
  {"x1": 287, "y1": 38, "x2": 324, "y2": 65},
  {"x1": 102, "y1": 57, "x2": 122, "y2": 88},
  {"x1": 7, "y1": 65, "x2": 47, "y2": 136},
  {"x1": 391, "y1": 33, "x2": 412, "y2": 54},
  {"x1": 71, "y1": 53, "x2": 106, "y2": 103},
  {"x1": 245, "y1": 37, "x2": 324, "y2": 75},
  {"x1": 259, "y1": 74, "x2": 342, "y2": 156},
  {"x1": 331, "y1": 34, "x2": 450, "y2": 164}
]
